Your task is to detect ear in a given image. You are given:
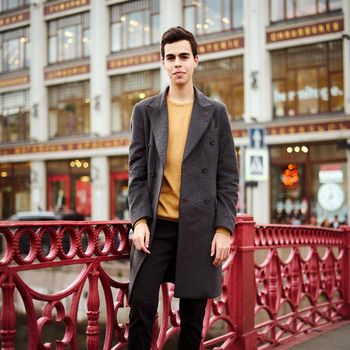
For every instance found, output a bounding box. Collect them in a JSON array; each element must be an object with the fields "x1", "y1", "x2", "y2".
[{"x1": 194, "y1": 55, "x2": 199, "y2": 68}]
